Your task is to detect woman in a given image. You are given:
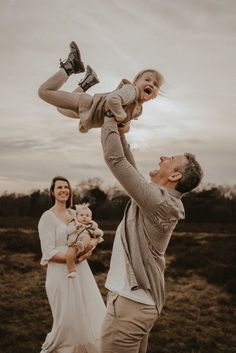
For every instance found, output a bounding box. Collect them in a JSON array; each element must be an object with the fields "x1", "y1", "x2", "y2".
[{"x1": 38, "y1": 176, "x2": 106, "y2": 353}]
